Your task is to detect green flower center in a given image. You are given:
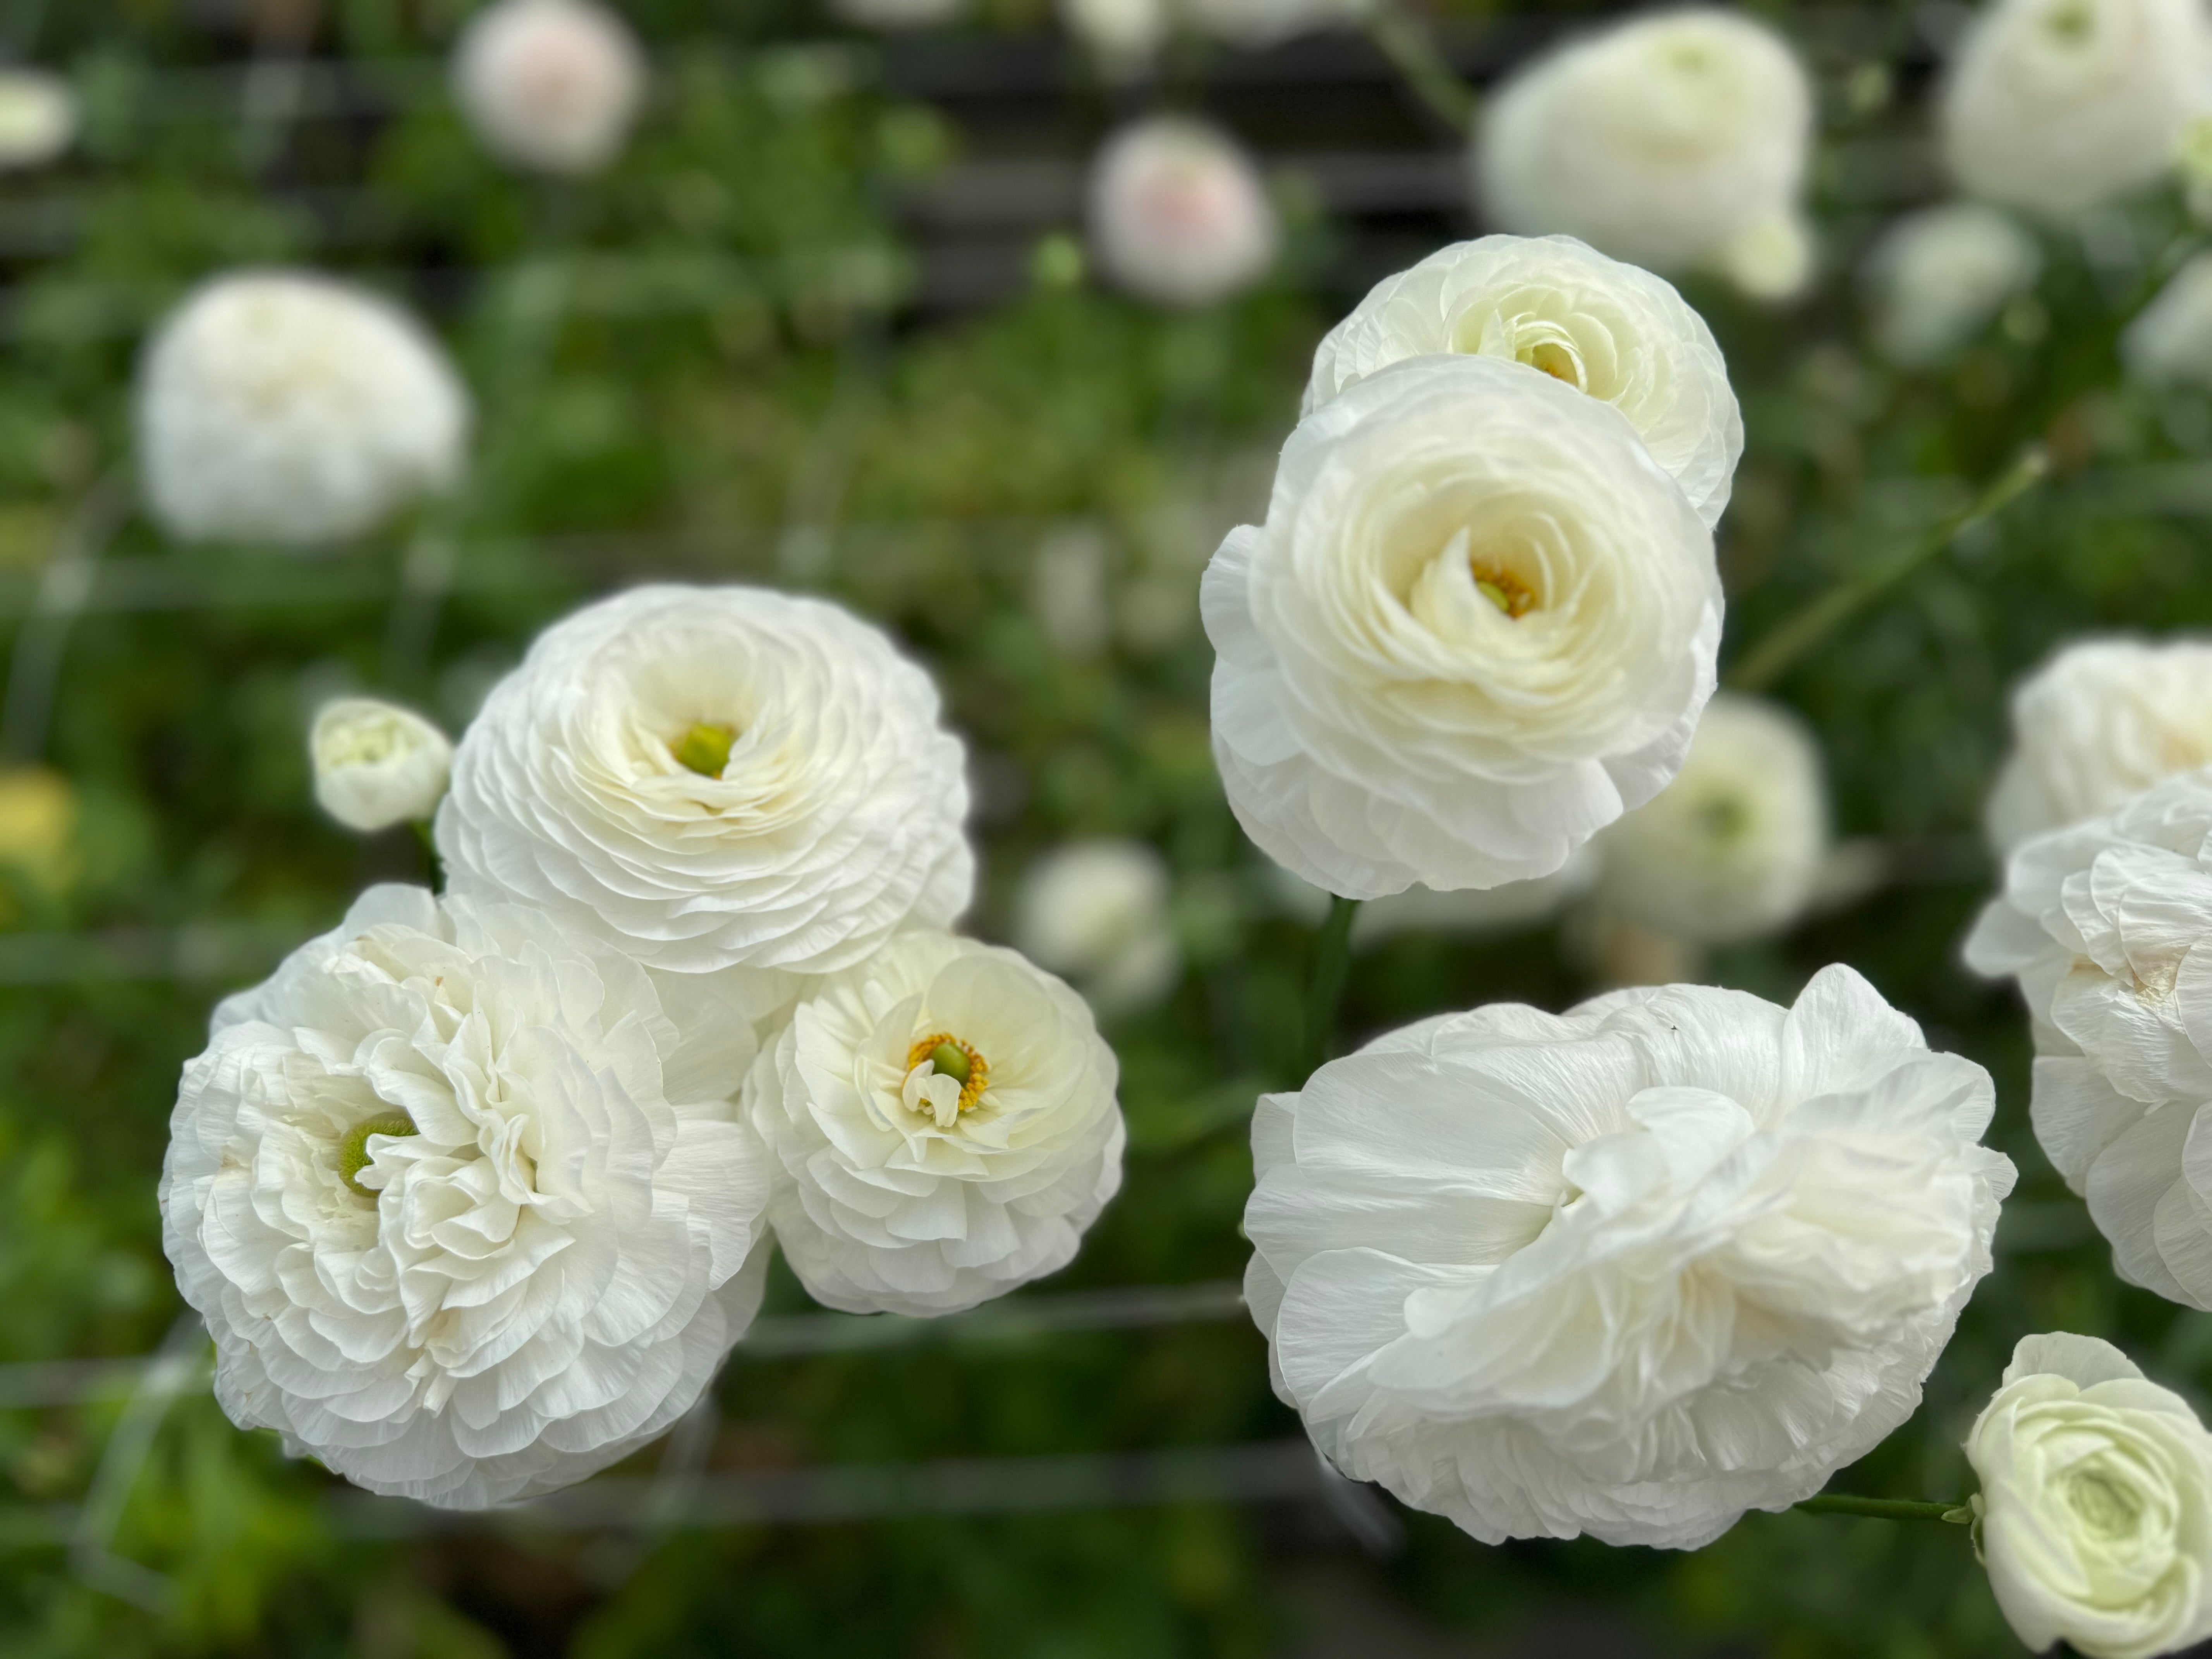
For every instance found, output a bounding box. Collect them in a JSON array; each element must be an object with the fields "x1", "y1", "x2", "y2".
[
  {"x1": 338, "y1": 1111, "x2": 417, "y2": 1199},
  {"x1": 673, "y1": 722, "x2": 737, "y2": 778}
]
